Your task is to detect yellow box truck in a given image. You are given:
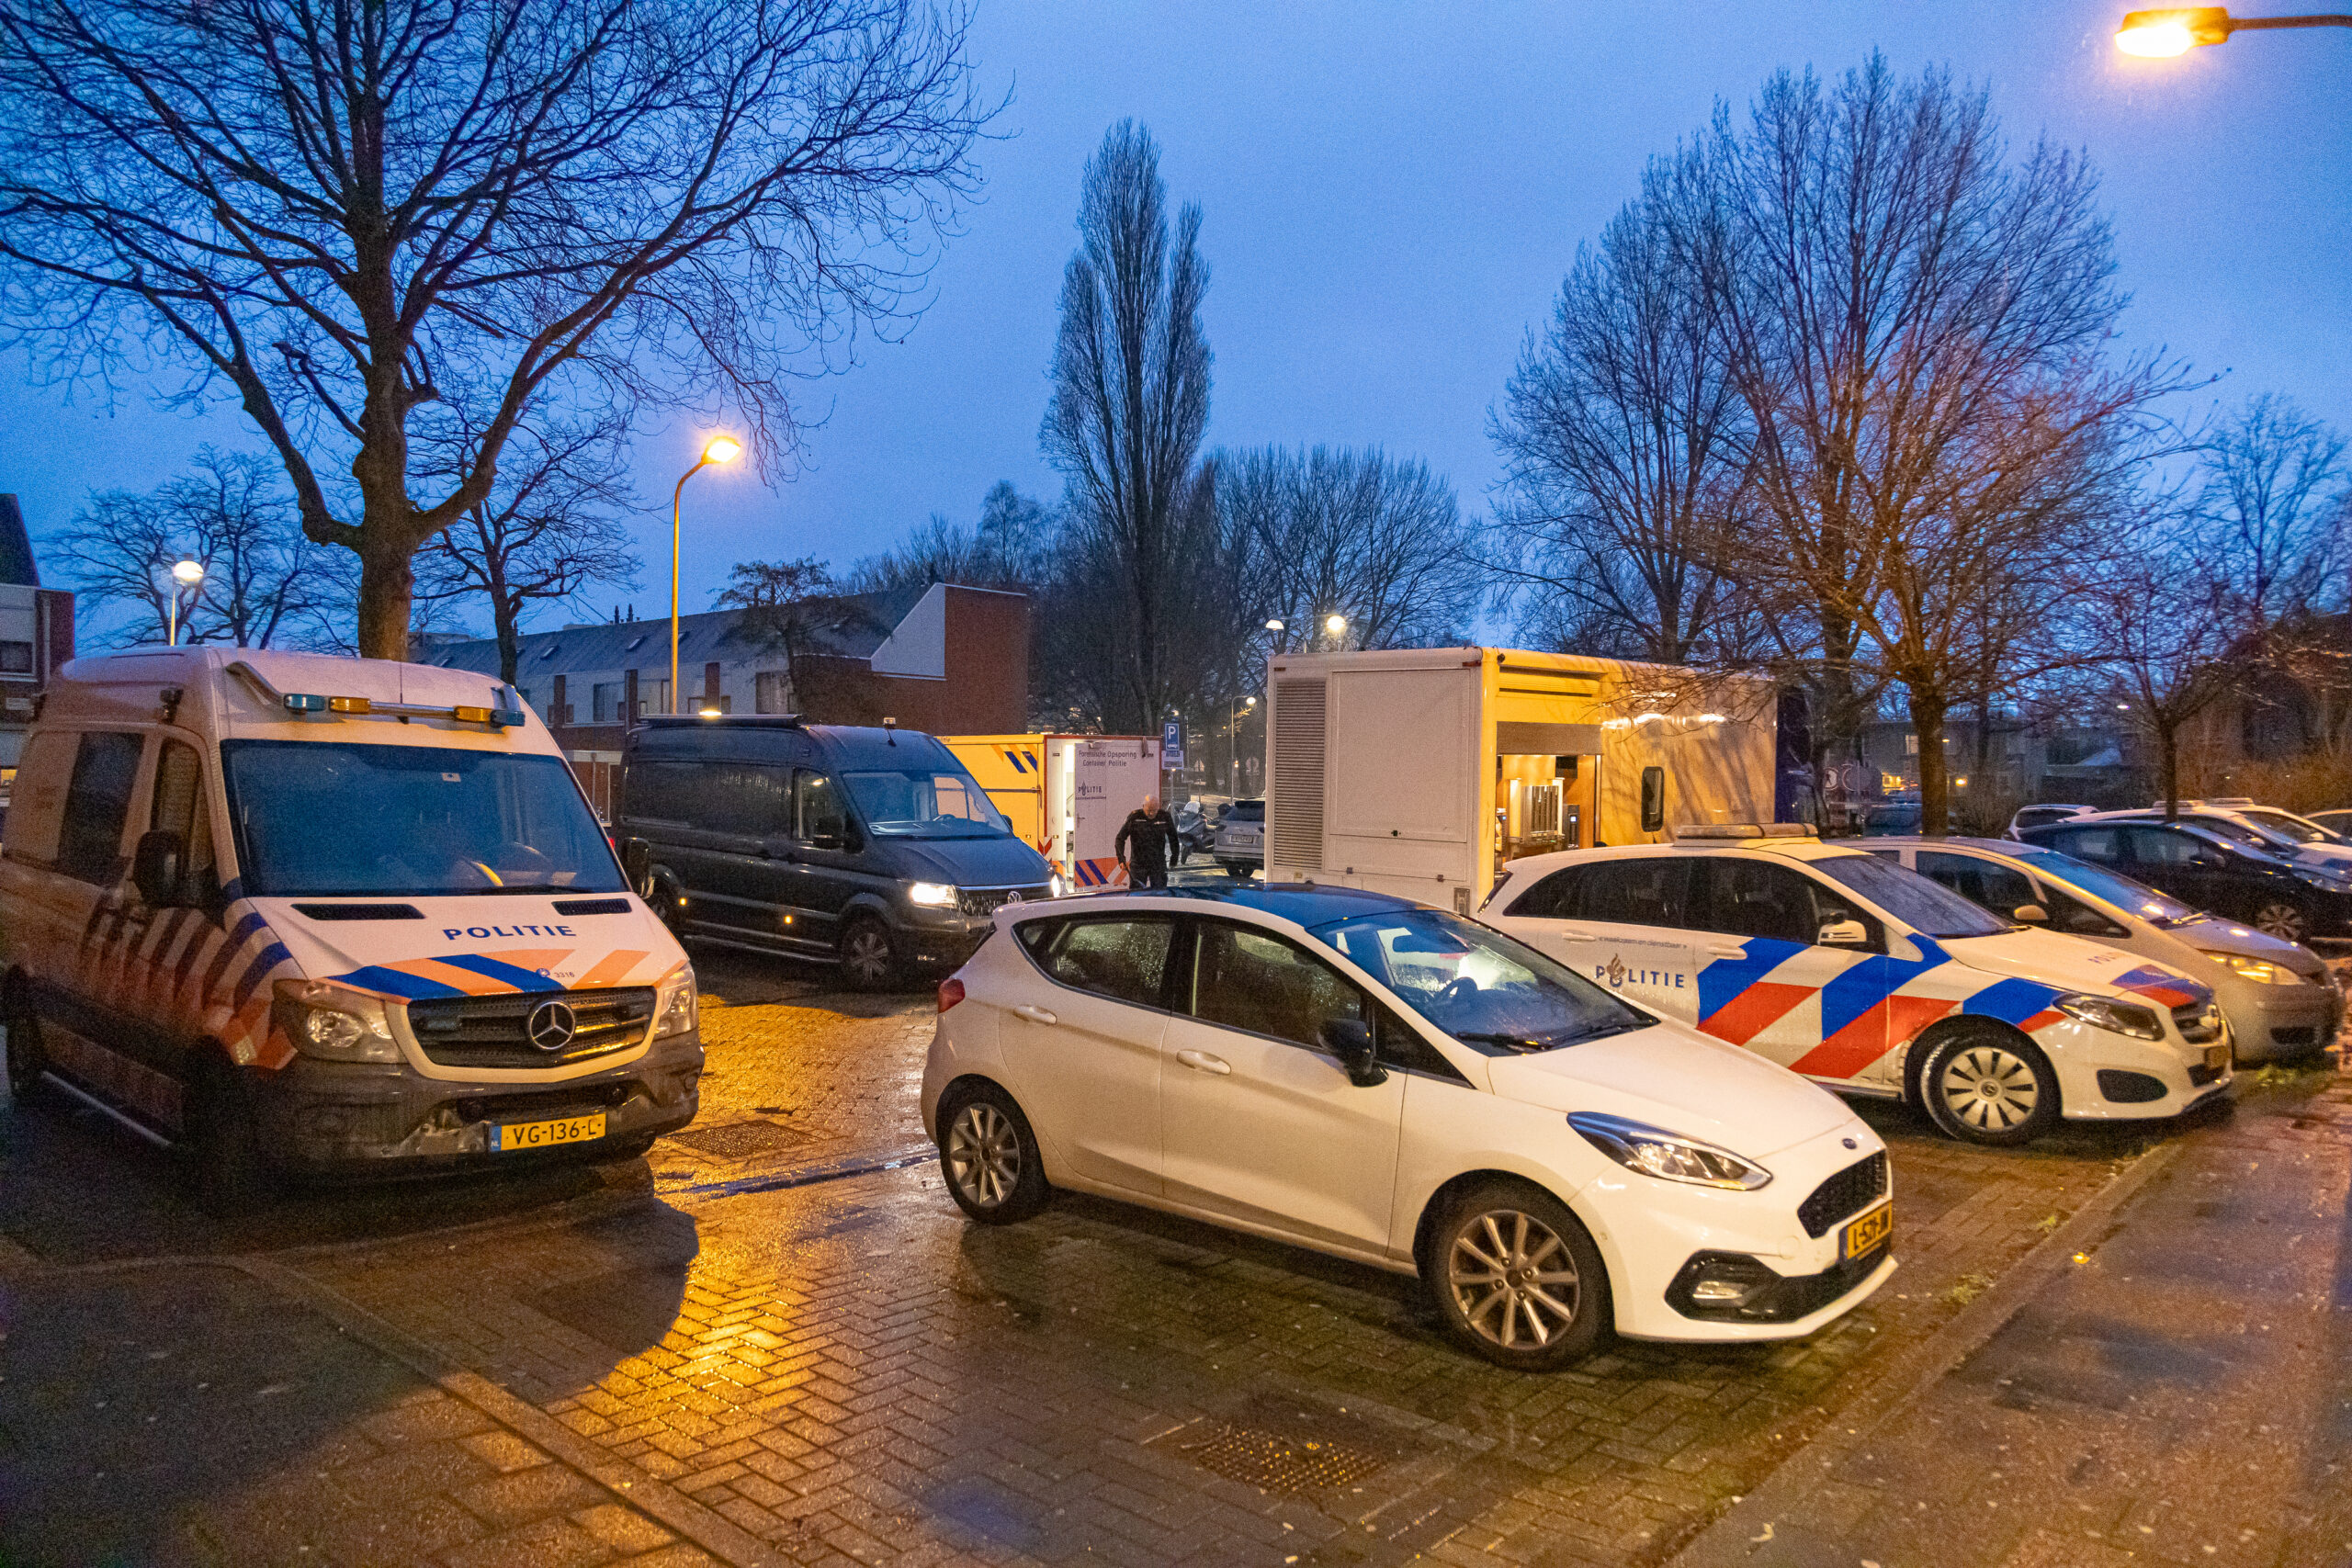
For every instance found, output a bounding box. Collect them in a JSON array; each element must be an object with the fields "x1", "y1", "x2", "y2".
[
  {"x1": 1260, "y1": 648, "x2": 1777, "y2": 911},
  {"x1": 939, "y1": 733, "x2": 1159, "y2": 891}
]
